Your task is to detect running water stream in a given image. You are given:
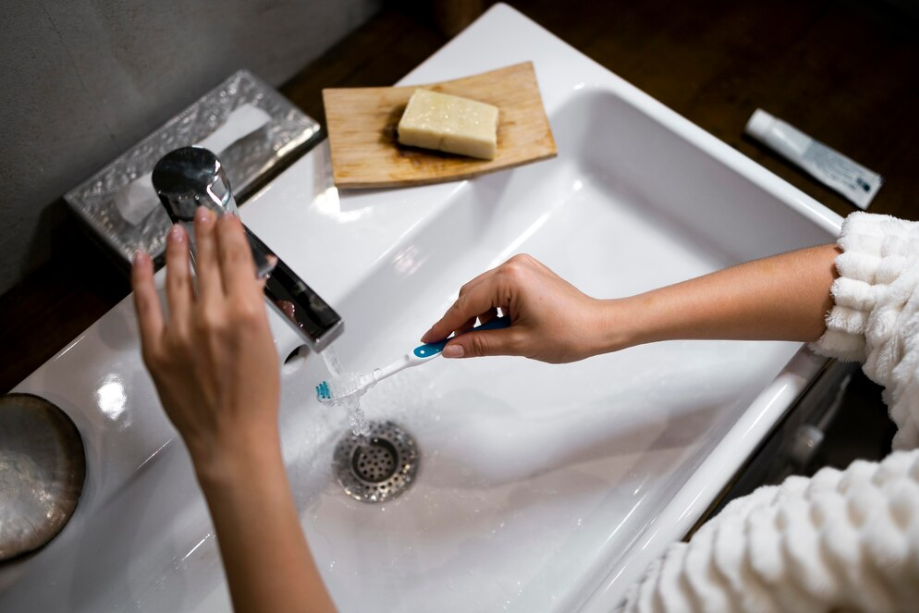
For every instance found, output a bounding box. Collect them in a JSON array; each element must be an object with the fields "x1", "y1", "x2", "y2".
[{"x1": 320, "y1": 348, "x2": 371, "y2": 437}]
